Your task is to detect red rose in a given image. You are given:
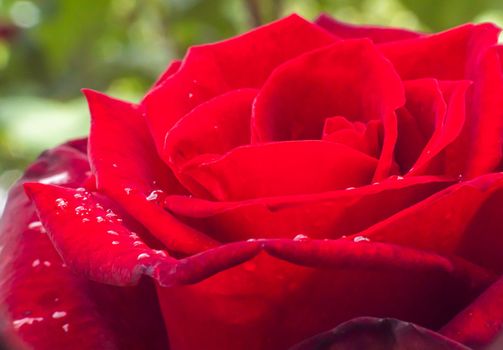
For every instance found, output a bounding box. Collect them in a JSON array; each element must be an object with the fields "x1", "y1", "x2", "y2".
[{"x1": 2, "y1": 13, "x2": 503, "y2": 350}]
